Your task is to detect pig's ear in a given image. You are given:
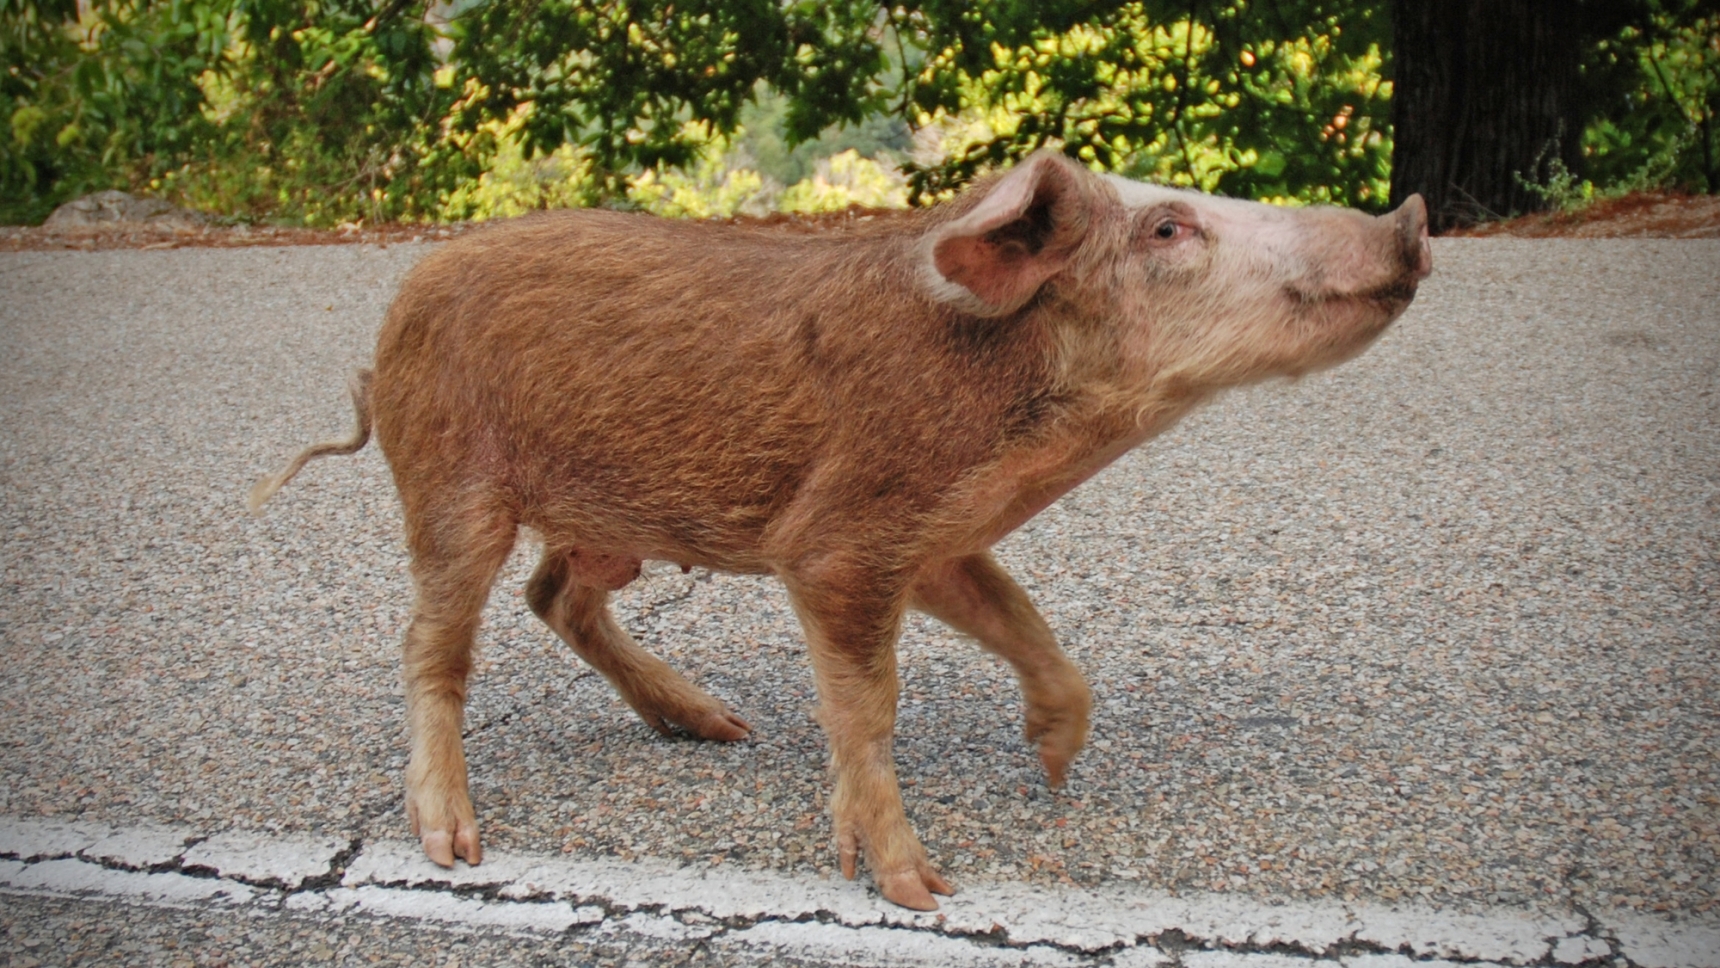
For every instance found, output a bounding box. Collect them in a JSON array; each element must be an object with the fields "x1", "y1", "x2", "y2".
[{"x1": 923, "y1": 152, "x2": 1092, "y2": 316}]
